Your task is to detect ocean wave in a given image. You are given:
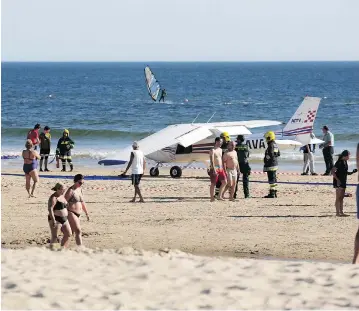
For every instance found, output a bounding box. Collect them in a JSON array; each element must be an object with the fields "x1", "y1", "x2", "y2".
[{"x1": 1, "y1": 128, "x2": 153, "y2": 139}]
